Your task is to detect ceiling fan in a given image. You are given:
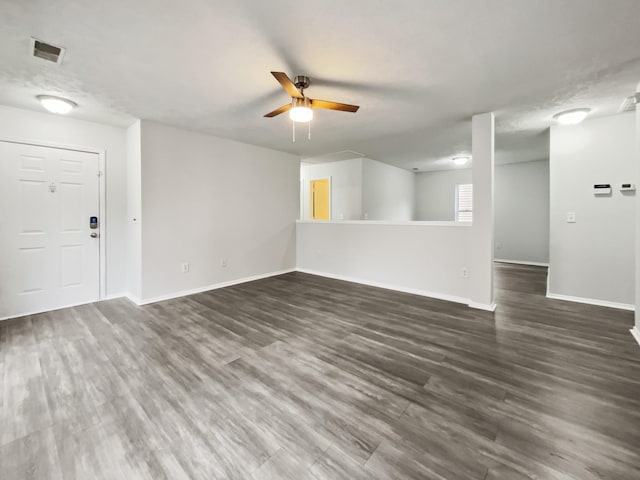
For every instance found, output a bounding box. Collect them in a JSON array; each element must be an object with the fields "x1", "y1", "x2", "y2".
[{"x1": 264, "y1": 72, "x2": 360, "y2": 123}]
